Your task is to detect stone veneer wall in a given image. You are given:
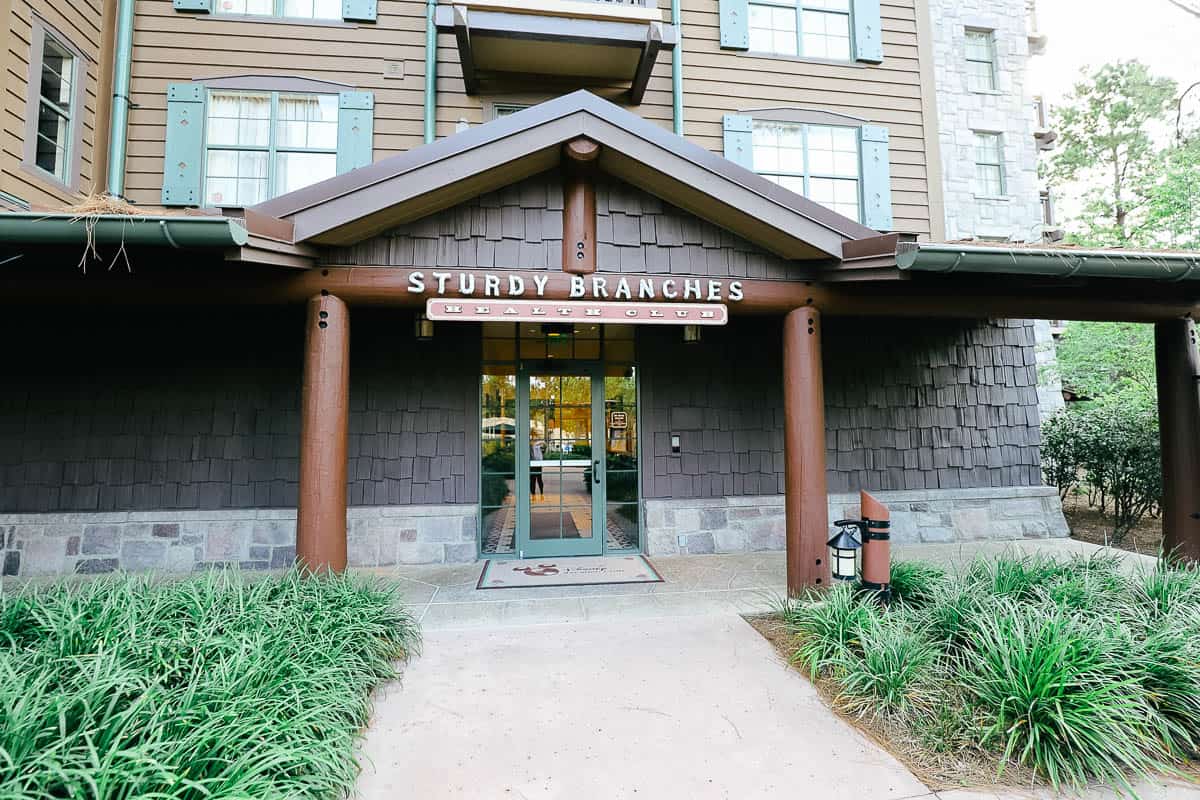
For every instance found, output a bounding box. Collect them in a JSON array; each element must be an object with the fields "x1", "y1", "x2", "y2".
[
  {"x1": 644, "y1": 487, "x2": 1069, "y2": 556},
  {"x1": 0, "y1": 505, "x2": 478, "y2": 577}
]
